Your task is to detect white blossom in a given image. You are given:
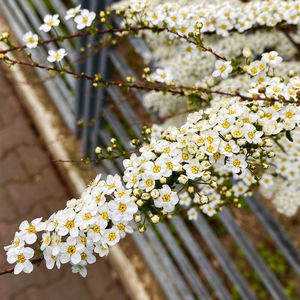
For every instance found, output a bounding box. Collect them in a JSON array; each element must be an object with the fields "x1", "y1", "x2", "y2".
[
  {"x1": 22, "y1": 31, "x2": 38, "y2": 48},
  {"x1": 65, "y1": 5, "x2": 81, "y2": 20},
  {"x1": 39, "y1": 14, "x2": 60, "y2": 32},
  {"x1": 47, "y1": 48, "x2": 67, "y2": 63},
  {"x1": 74, "y1": 9, "x2": 96, "y2": 30}
]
